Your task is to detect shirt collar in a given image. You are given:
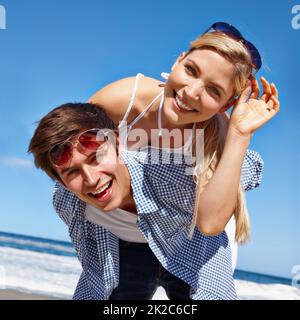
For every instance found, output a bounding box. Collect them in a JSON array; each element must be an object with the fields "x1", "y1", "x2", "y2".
[{"x1": 121, "y1": 149, "x2": 160, "y2": 214}]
